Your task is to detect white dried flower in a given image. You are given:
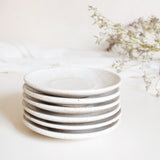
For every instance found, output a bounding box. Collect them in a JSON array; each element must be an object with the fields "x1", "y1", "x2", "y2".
[{"x1": 89, "y1": 5, "x2": 160, "y2": 97}]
